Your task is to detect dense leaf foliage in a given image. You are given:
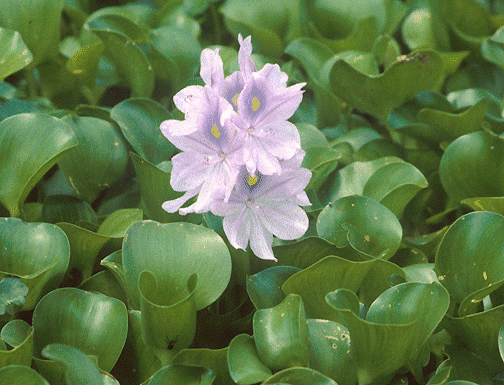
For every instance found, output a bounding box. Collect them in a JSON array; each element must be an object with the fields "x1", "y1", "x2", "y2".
[{"x1": 2, "y1": 0, "x2": 504, "y2": 384}]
